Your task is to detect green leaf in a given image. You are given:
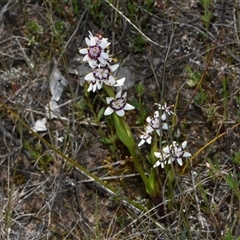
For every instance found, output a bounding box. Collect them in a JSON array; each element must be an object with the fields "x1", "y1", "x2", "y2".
[
  {"x1": 113, "y1": 113, "x2": 135, "y2": 149},
  {"x1": 226, "y1": 173, "x2": 238, "y2": 191},
  {"x1": 230, "y1": 151, "x2": 240, "y2": 165},
  {"x1": 97, "y1": 107, "x2": 105, "y2": 121},
  {"x1": 100, "y1": 137, "x2": 113, "y2": 144},
  {"x1": 146, "y1": 170, "x2": 157, "y2": 196}
]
